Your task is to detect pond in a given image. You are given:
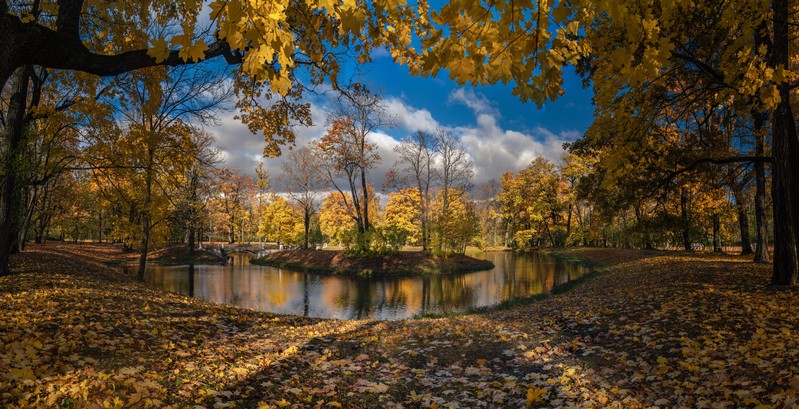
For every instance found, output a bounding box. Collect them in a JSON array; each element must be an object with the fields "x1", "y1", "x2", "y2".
[{"x1": 126, "y1": 251, "x2": 587, "y2": 320}]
